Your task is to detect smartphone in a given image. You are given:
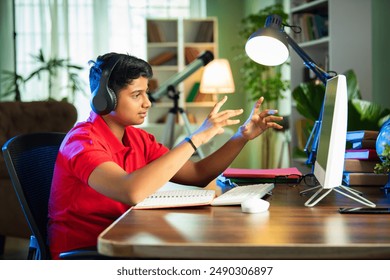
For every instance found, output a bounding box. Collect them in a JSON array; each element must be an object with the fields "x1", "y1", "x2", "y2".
[{"x1": 339, "y1": 207, "x2": 390, "y2": 214}]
